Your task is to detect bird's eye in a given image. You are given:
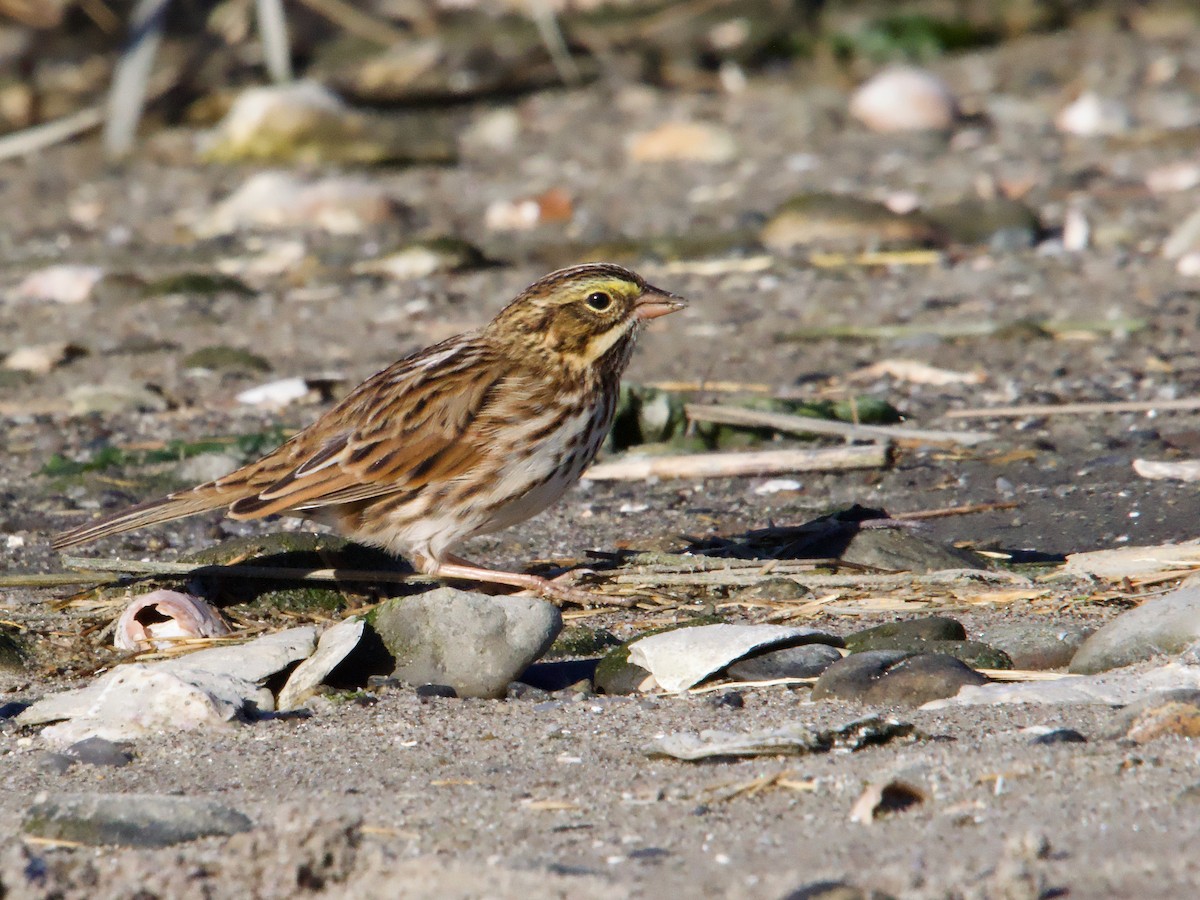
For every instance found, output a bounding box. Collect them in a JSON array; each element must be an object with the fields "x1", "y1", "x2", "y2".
[{"x1": 585, "y1": 291, "x2": 613, "y2": 312}]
